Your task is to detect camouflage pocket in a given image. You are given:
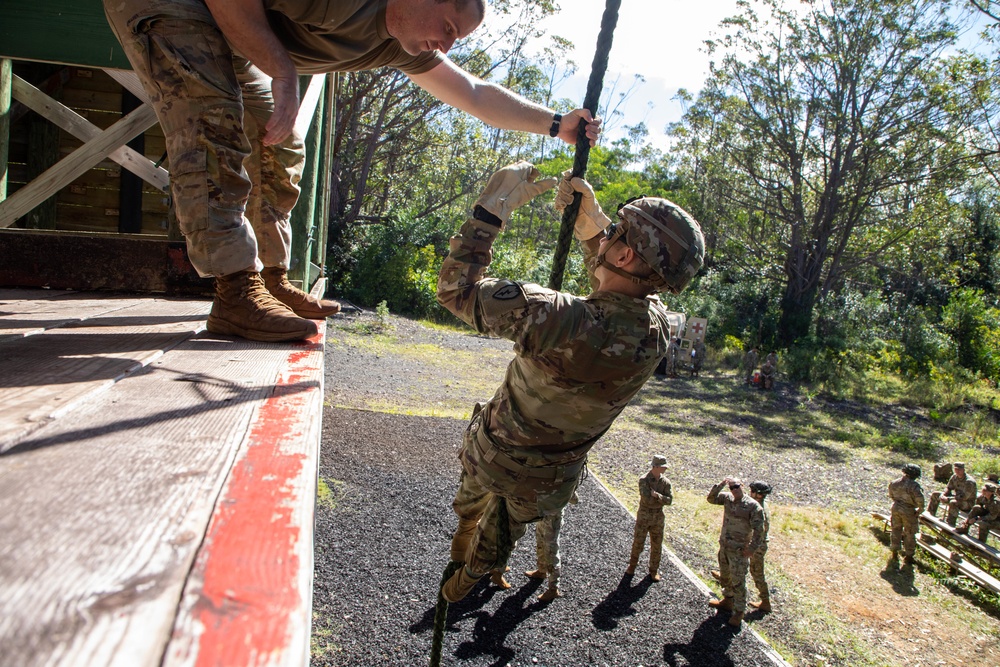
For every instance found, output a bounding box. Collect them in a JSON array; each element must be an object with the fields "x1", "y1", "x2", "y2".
[{"x1": 133, "y1": 16, "x2": 240, "y2": 102}]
